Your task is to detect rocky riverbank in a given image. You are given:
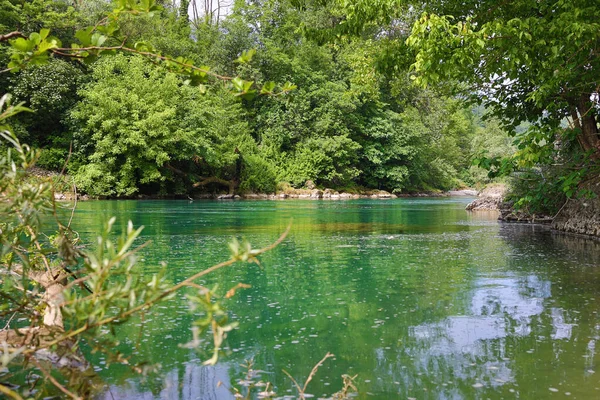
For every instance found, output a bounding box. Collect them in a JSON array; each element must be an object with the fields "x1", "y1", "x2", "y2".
[
  {"x1": 467, "y1": 181, "x2": 600, "y2": 238},
  {"x1": 466, "y1": 183, "x2": 555, "y2": 223},
  {"x1": 552, "y1": 177, "x2": 600, "y2": 237}
]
